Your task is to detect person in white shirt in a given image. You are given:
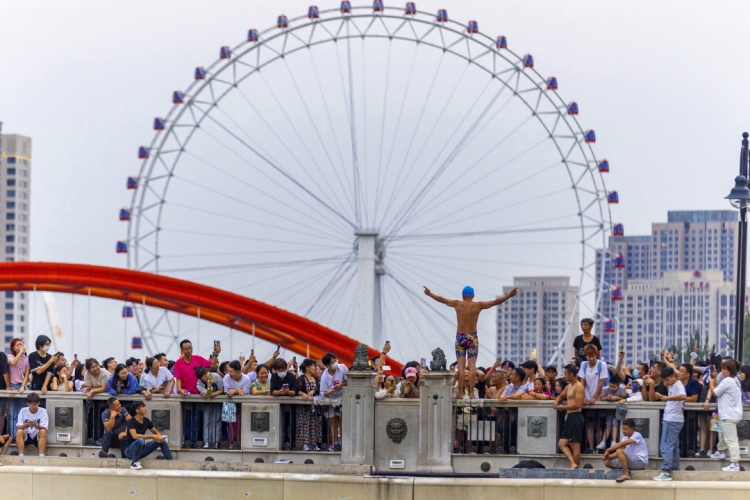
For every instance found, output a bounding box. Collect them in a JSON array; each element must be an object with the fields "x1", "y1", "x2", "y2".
[
  {"x1": 603, "y1": 418, "x2": 648, "y2": 482},
  {"x1": 142, "y1": 357, "x2": 174, "y2": 397},
  {"x1": 223, "y1": 360, "x2": 253, "y2": 396},
  {"x1": 319, "y1": 353, "x2": 348, "y2": 452},
  {"x1": 15, "y1": 392, "x2": 48, "y2": 457},
  {"x1": 577, "y1": 345, "x2": 608, "y2": 452},
  {"x1": 653, "y1": 367, "x2": 685, "y2": 481},
  {"x1": 704, "y1": 359, "x2": 744, "y2": 471}
]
